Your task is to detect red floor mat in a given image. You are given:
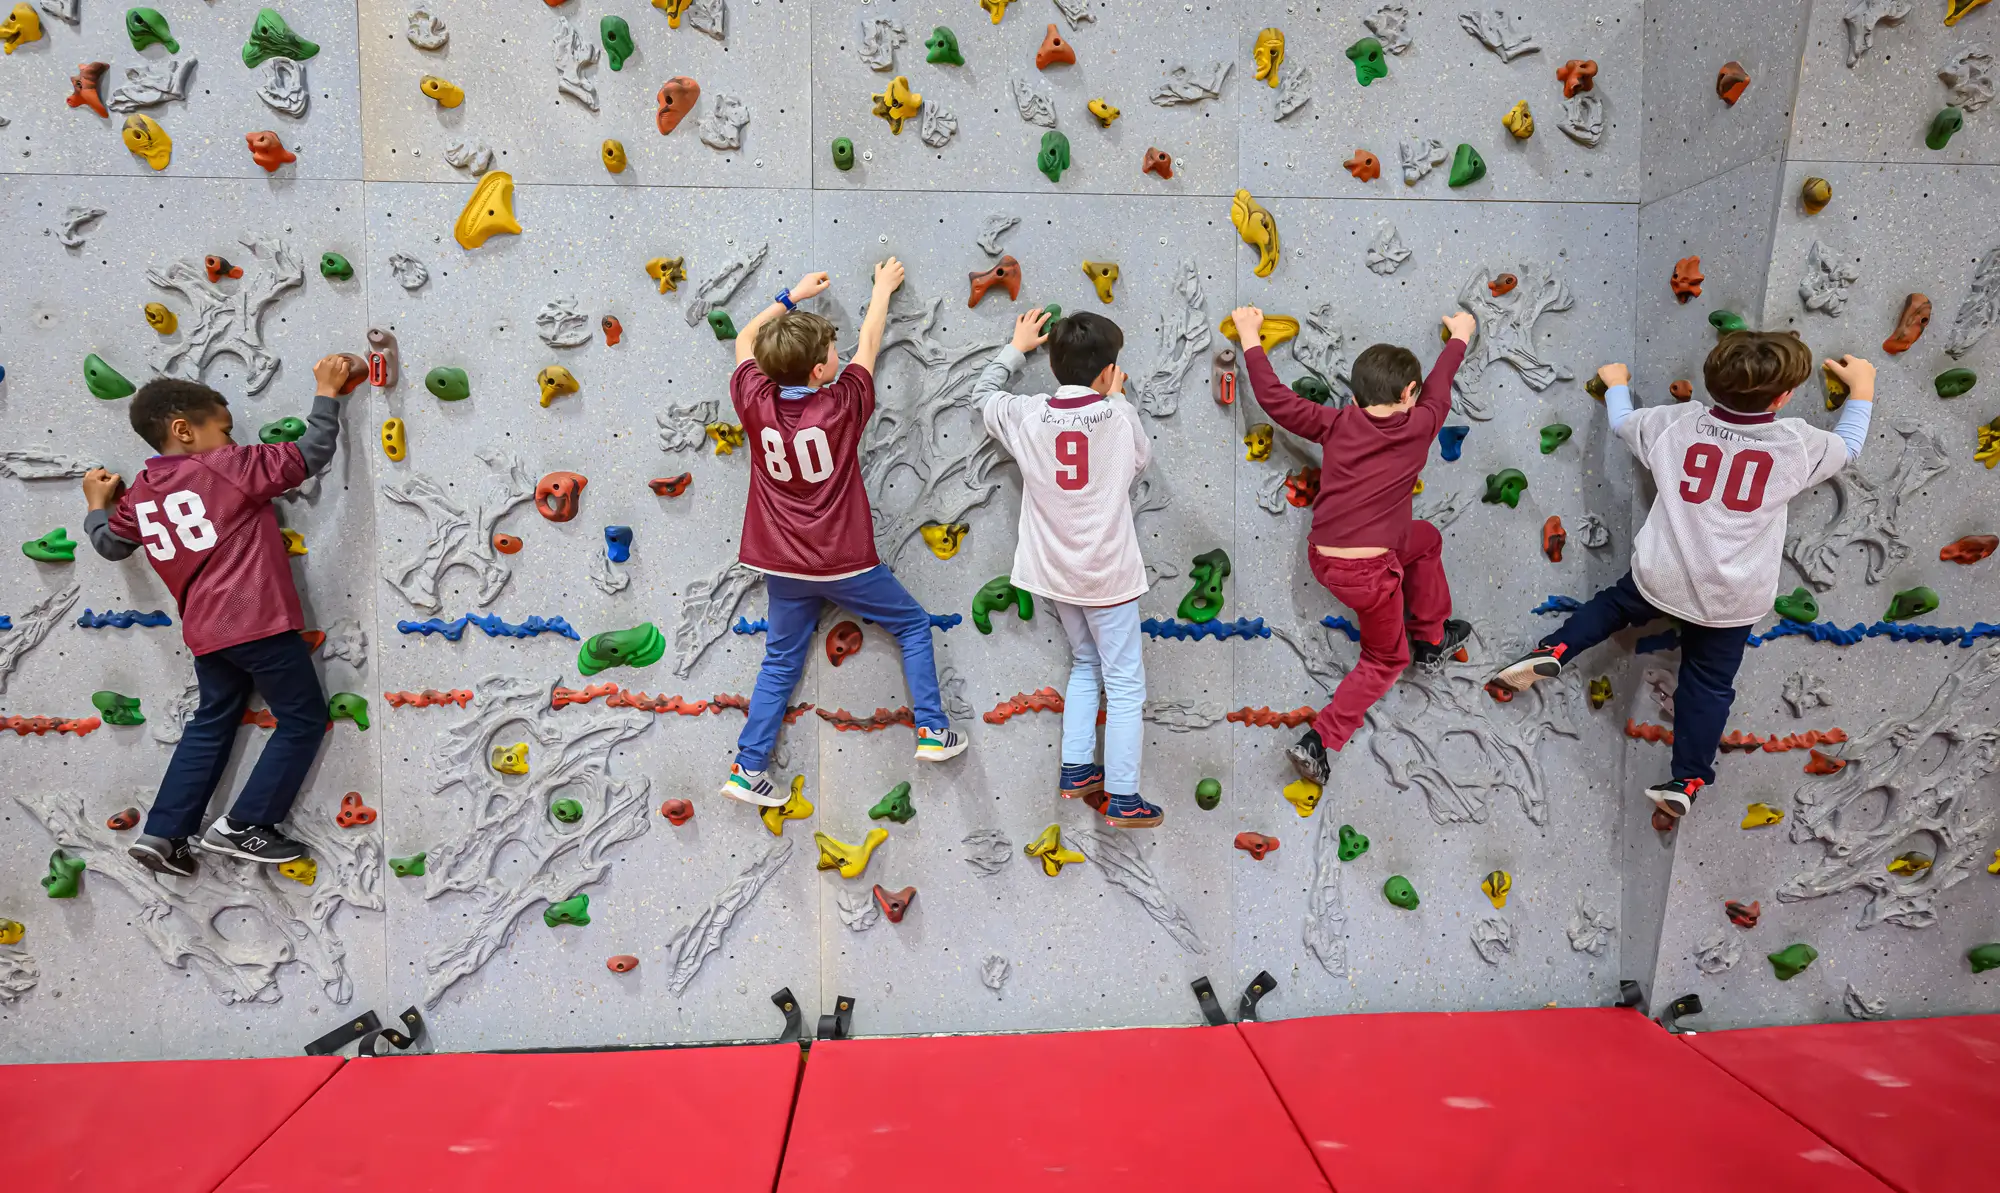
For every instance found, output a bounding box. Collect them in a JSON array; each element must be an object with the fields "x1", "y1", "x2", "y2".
[
  {"x1": 1686, "y1": 1016, "x2": 2000, "y2": 1193},
  {"x1": 216, "y1": 1045, "x2": 800, "y2": 1192},
  {"x1": 1242, "y1": 1007, "x2": 1894, "y2": 1193},
  {"x1": 1, "y1": 1055, "x2": 342, "y2": 1193},
  {"x1": 777, "y1": 1026, "x2": 1332, "y2": 1193}
]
